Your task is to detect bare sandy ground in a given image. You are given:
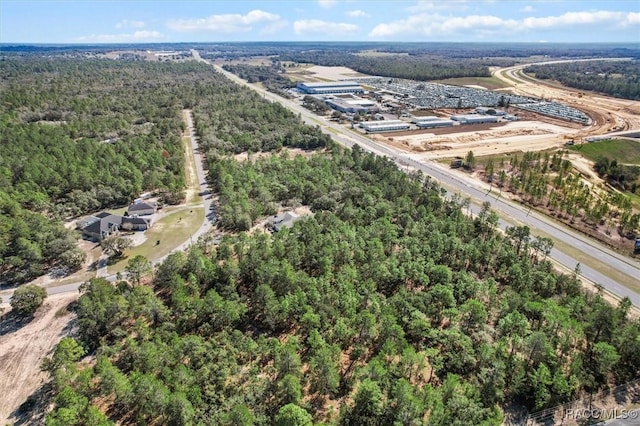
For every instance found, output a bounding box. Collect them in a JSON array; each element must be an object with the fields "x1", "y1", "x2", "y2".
[
  {"x1": 0, "y1": 293, "x2": 79, "y2": 424},
  {"x1": 233, "y1": 147, "x2": 324, "y2": 163},
  {"x1": 303, "y1": 65, "x2": 367, "y2": 80},
  {"x1": 379, "y1": 120, "x2": 574, "y2": 160}
]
